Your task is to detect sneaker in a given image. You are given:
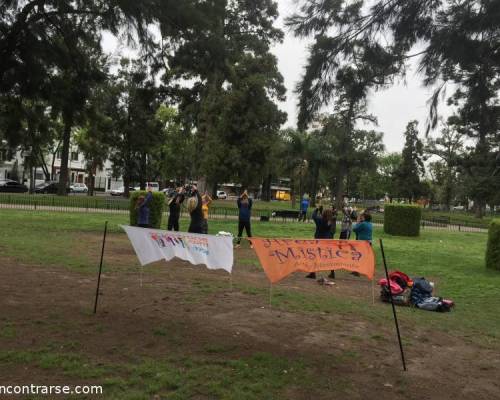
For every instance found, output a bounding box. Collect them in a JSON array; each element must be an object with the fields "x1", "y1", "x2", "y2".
[{"x1": 235, "y1": 244, "x2": 241, "y2": 249}]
